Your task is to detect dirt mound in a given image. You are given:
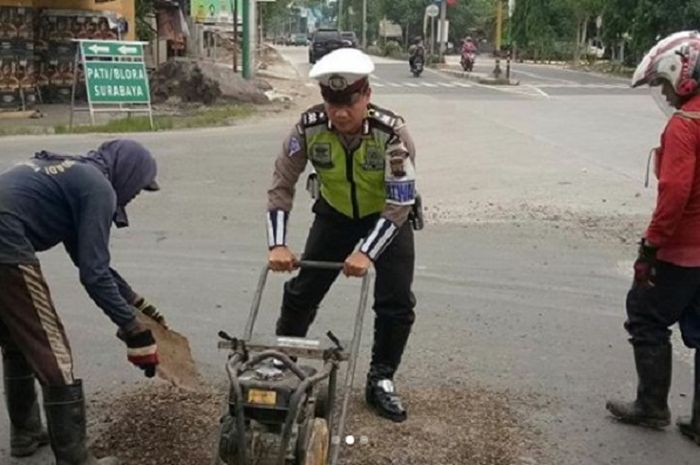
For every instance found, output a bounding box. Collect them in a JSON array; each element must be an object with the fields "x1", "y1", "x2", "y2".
[
  {"x1": 91, "y1": 382, "x2": 537, "y2": 465},
  {"x1": 150, "y1": 60, "x2": 222, "y2": 105},
  {"x1": 150, "y1": 59, "x2": 270, "y2": 106},
  {"x1": 91, "y1": 383, "x2": 223, "y2": 465}
]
